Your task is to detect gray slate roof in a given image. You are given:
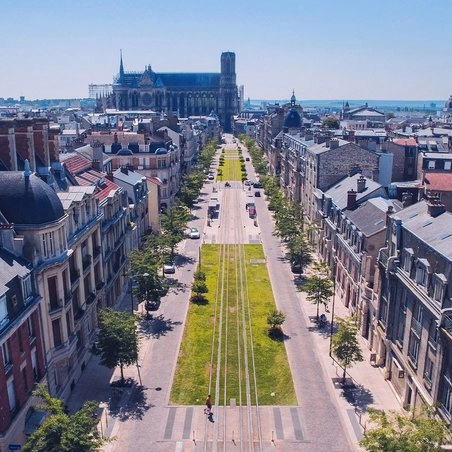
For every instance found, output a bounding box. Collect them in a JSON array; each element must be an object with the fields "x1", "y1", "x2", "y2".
[{"x1": 392, "y1": 200, "x2": 452, "y2": 260}]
